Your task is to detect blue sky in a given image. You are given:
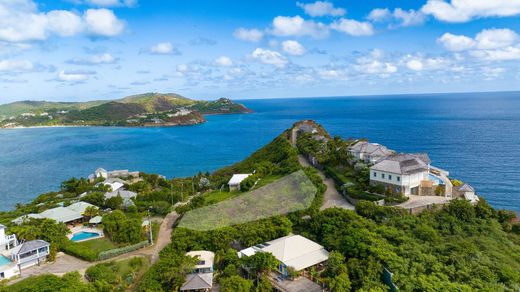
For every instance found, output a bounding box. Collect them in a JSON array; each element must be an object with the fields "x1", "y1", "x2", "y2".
[{"x1": 1, "y1": 0, "x2": 520, "y2": 103}]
